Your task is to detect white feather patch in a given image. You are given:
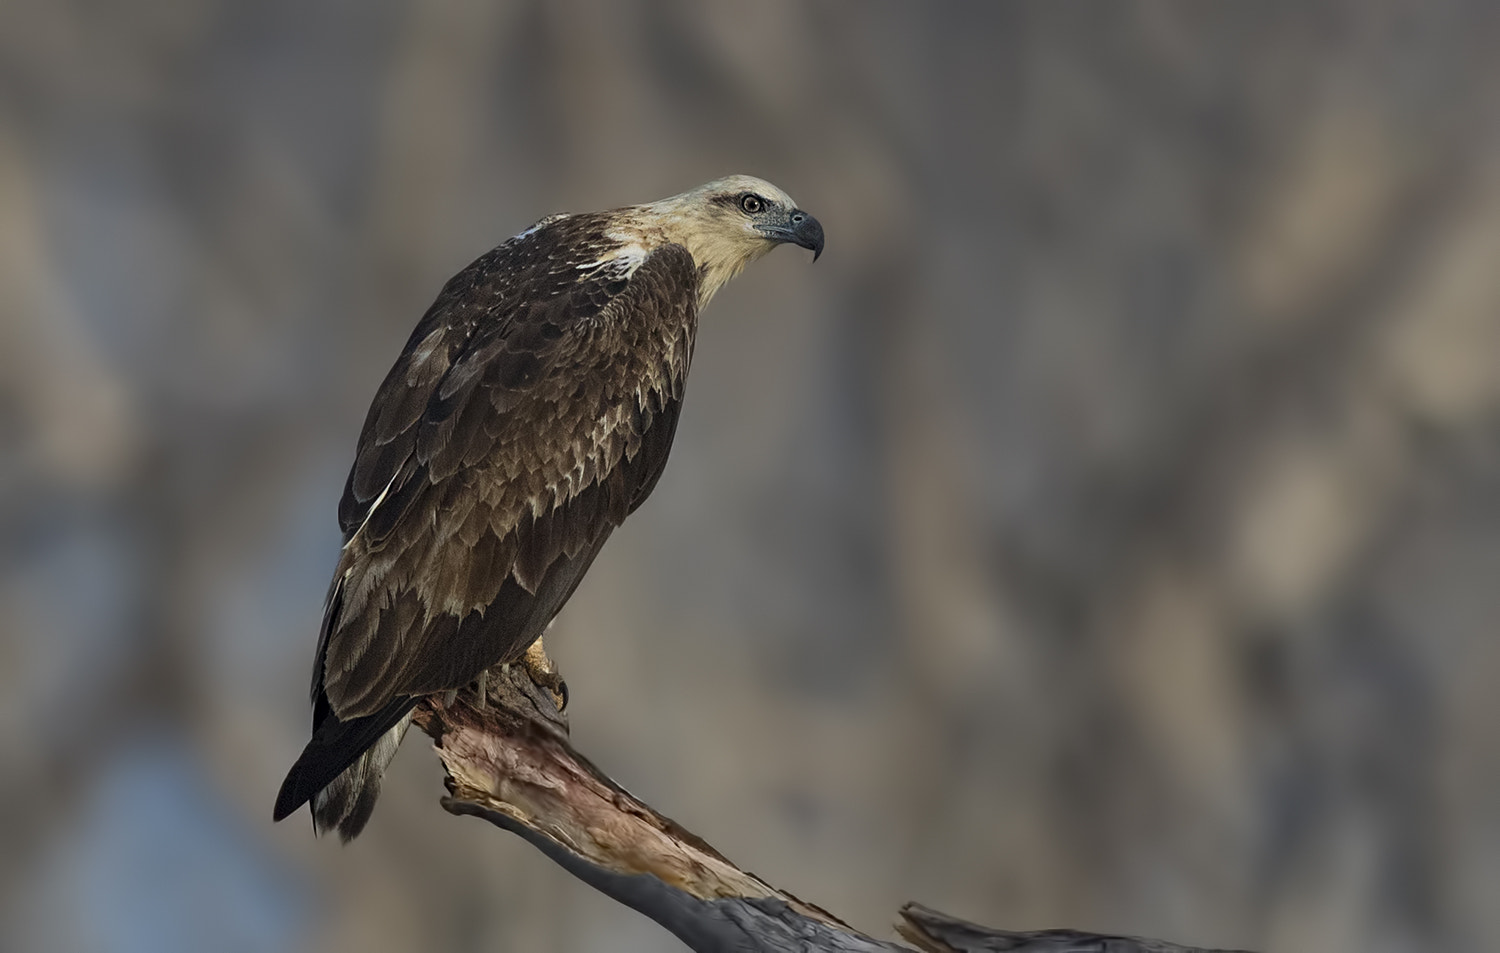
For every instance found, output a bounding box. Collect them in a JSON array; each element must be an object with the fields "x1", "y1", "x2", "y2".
[
  {"x1": 515, "y1": 213, "x2": 570, "y2": 241},
  {"x1": 576, "y1": 244, "x2": 647, "y2": 278}
]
